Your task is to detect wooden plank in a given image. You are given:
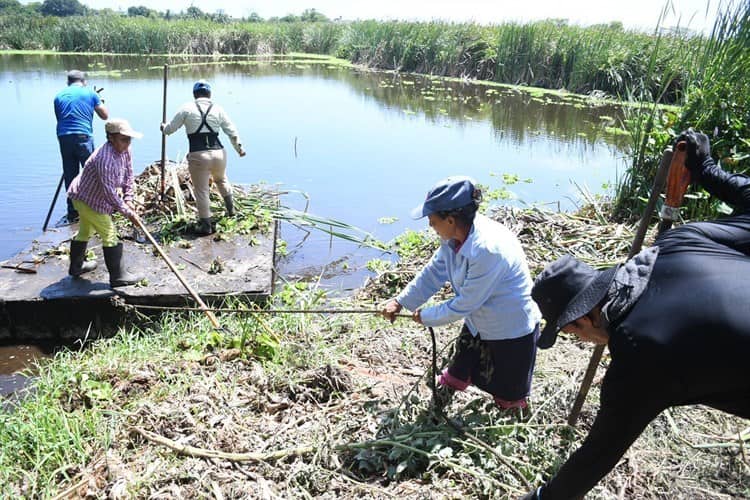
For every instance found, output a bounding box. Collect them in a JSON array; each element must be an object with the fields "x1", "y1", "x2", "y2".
[{"x1": 0, "y1": 220, "x2": 275, "y2": 341}]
